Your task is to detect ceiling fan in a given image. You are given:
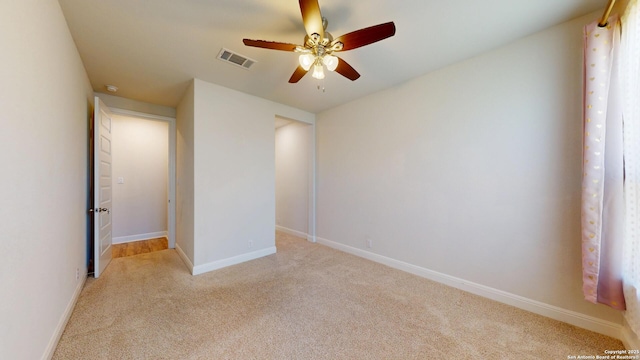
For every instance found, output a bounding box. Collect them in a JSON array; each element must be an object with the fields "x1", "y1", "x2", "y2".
[{"x1": 242, "y1": 0, "x2": 396, "y2": 83}]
